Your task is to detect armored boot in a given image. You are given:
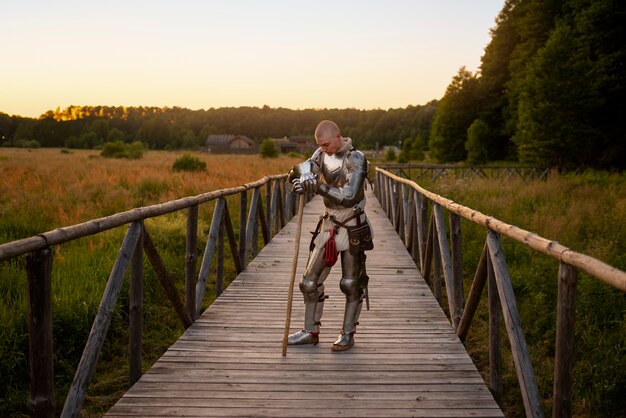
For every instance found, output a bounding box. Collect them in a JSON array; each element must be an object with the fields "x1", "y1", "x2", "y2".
[
  {"x1": 333, "y1": 276, "x2": 364, "y2": 351},
  {"x1": 288, "y1": 296, "x2": 325, "y2": 345}
]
